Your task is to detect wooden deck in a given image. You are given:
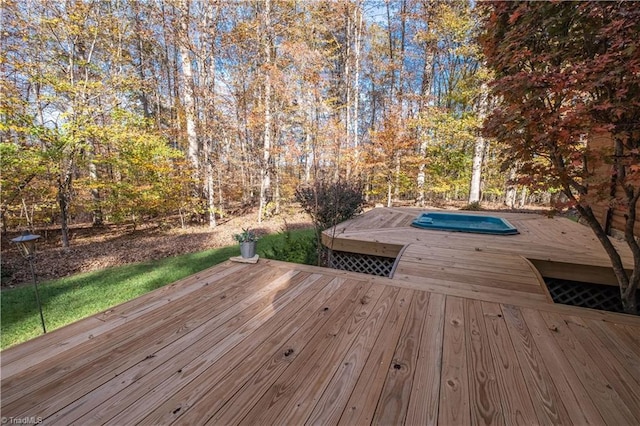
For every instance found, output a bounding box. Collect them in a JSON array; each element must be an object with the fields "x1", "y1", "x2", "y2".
[
  {"x1": 2, "y1": 259, "x2": 640, "y2": 425},
  {"x1": 322, "y1": 207, "x2": 636, "y2": 287}
]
